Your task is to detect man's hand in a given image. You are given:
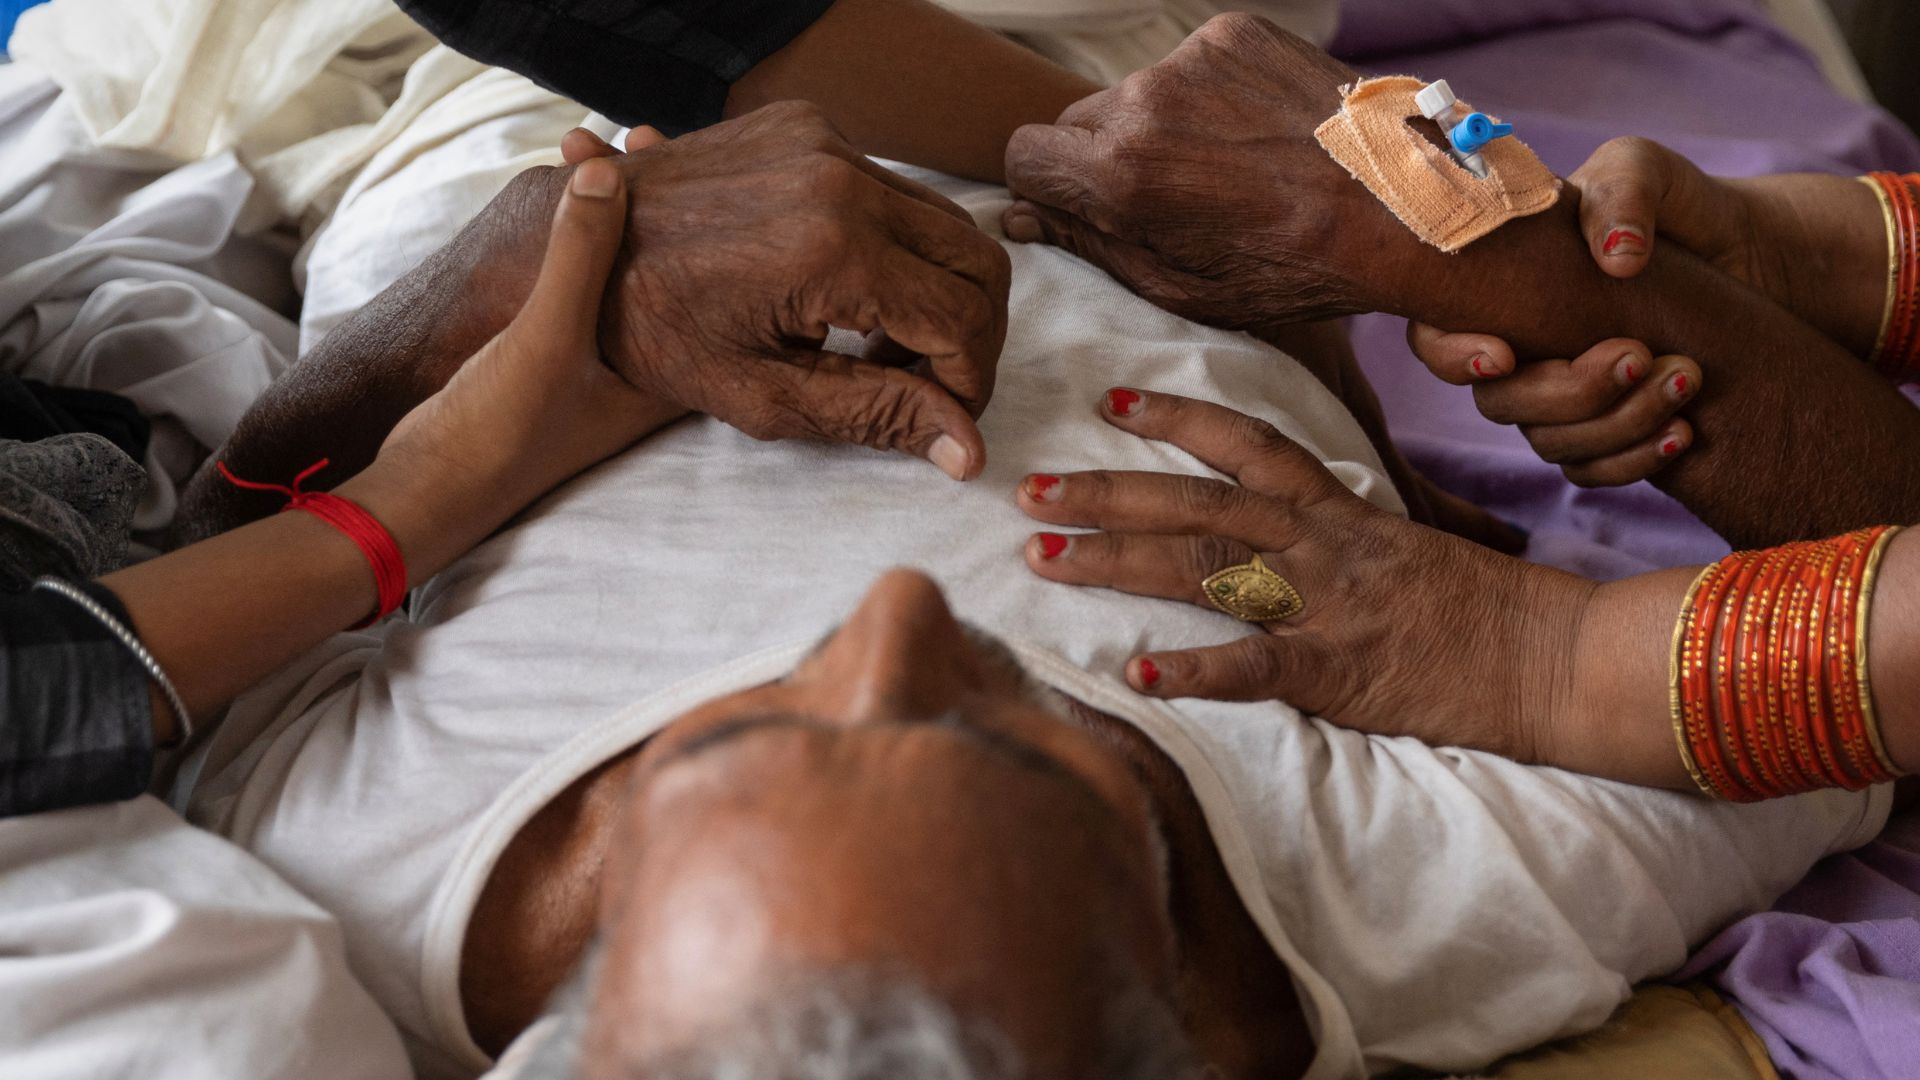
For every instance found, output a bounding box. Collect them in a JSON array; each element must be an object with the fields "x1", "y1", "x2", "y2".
[
  {"x1": 610, "y1": 102, "x2": 1009, "y2": 480},
  {"x1": 1001, "y1": 13, "x2": 1384, "y2": 331},
  {"x1": 530, "y1": 101, "x2": 1011, "y2": 480}
]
